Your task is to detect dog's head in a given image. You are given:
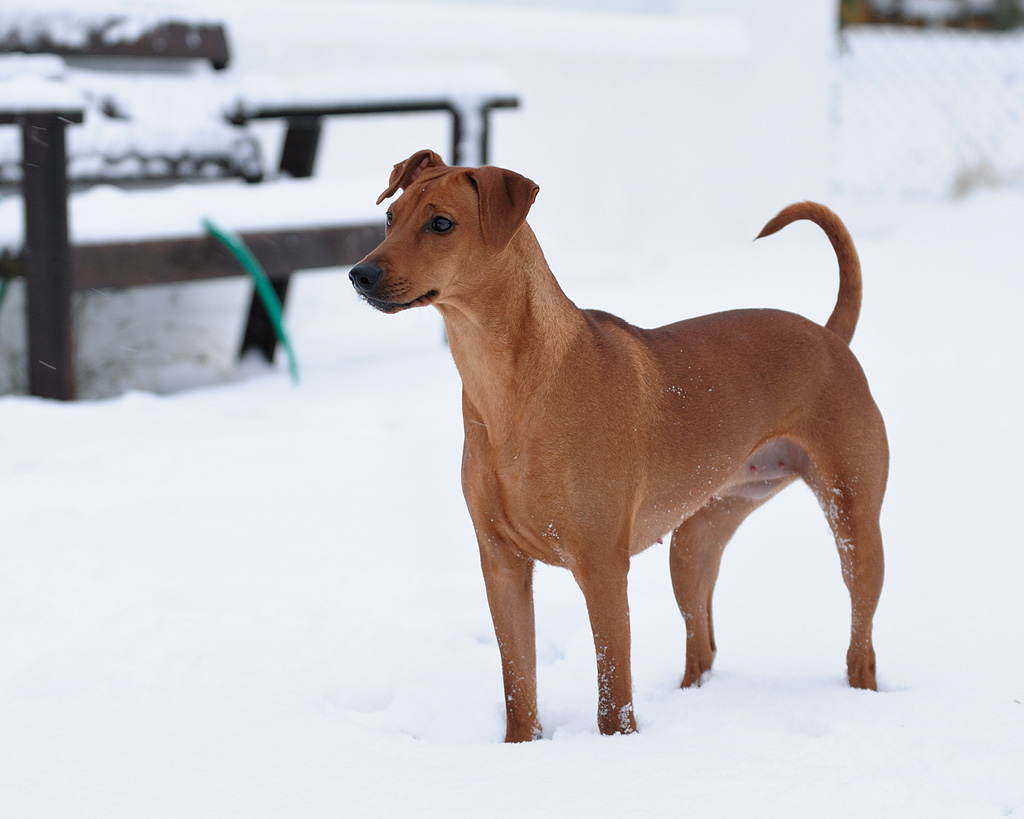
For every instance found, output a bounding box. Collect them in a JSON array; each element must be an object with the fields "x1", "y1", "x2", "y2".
[{"x1": 349, "y1": 149, "x2": 539, "y2": 313}]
